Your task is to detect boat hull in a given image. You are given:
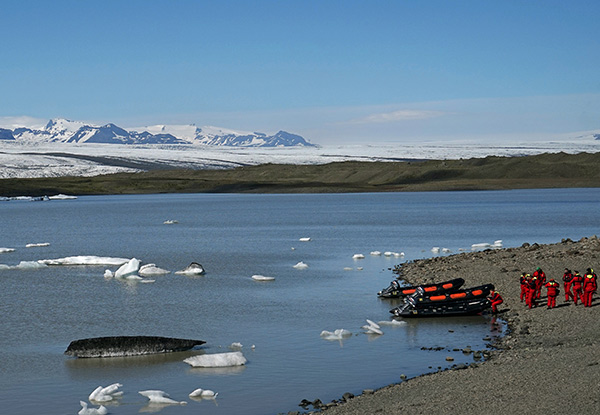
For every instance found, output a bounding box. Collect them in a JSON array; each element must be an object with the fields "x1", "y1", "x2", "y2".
[
  {"x1": 64, "y1": 336, "x2": 206, "y2": 358},
  {"x1": 378, "y1": 277, "x2": 465, "y2": 298}
]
